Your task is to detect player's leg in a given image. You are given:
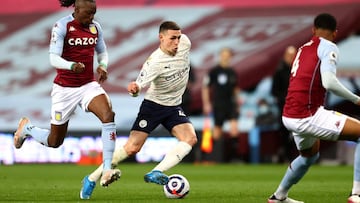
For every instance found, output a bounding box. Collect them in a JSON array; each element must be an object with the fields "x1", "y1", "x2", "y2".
[
  {"x1": 14, "y1": 117, "x2": 55, "y2": 148},
  {"x1": 145, "y1": 123, "x2": 196, "y2": 185},
  {"x1": 338, "y1": 116, "x2": 360, "y2": 203},
  {"x1": 14, "y1": 84, "x2": 76, "y2": 148},
  {"x1": 146, "y1": 106, "x2": 197, "y2": 185},
  {"x1": 144, "y1": 106, "x2": 197, "y2": 185},
  {"x1": 269, "y1": 107, "x2": 348, "y2": 203},
  {"x1": 80, "y1": 130, "x2": 148, "y2": 199},
  {"x1": 152, "y1": 123, "x2": 197, "y2": 173},
  {"x1": 86, "y1": 93, "x2": 119, "y2": 187},
  {"x1": 79, "y1": 83, "x2": 118, "y2": 199},
  {"x1": 81, "y1": 99, "x2": 157, "y2": 198},
  {"x1": 269, "y1": 140, "x2": 319, "y2": 203}
]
